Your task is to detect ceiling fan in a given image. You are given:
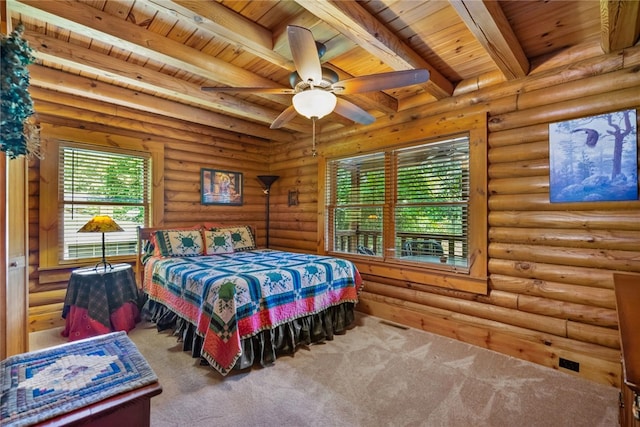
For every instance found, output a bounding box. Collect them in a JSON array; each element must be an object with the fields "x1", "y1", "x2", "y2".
[{"x1": 201, "y1": 25, "x2": 430, "y2": 130}]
